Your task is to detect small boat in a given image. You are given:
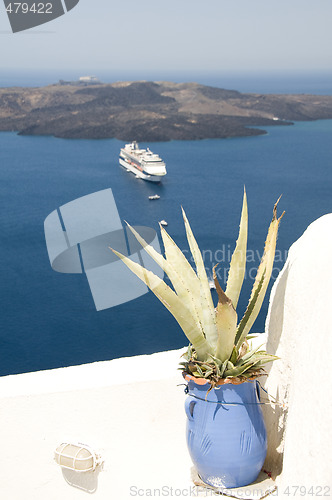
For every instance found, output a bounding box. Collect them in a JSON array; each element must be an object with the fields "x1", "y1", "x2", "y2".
[
  {"x1": 208, "y1": 279, "x2": 216, "y2": 290},
  {"x1": 148, "y1": 194, "x2": 160, "y2": 200},
  {"x1": 159, "y1": 220, "x2": 168, "y2": 226}
]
